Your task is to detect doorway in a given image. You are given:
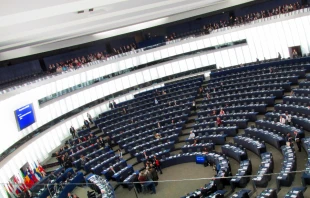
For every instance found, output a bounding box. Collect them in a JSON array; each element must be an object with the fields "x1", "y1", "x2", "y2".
[{"x1": 289, "y1": 46, "x2": 302, "y2": 58}]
